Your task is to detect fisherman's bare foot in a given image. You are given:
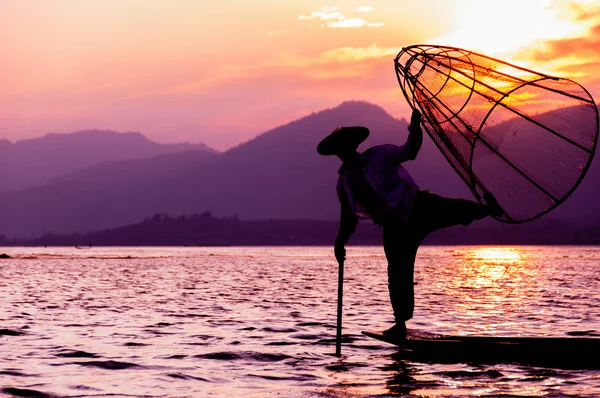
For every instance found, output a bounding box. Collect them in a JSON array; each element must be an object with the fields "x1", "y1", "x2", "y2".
[
  {"x1": 382, "y1": 322, "x2": 407, "y2": 339},
  {"x1": 483, "y1": 192, "x2": 503, "y2": 217}
]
